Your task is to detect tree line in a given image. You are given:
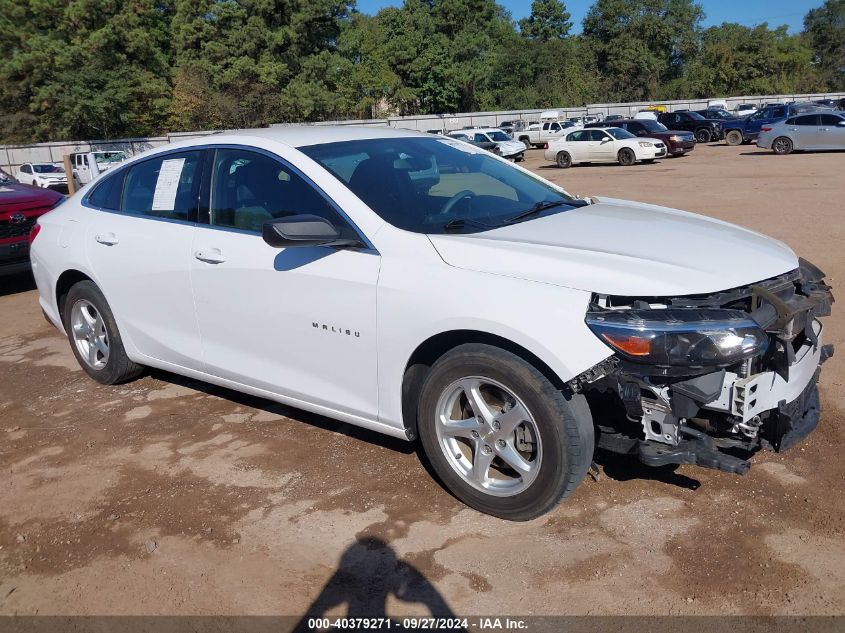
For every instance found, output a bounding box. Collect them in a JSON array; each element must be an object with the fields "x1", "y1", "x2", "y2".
[{"x1": 0, "y1": 0, "x2": 842, "y2": 144}]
